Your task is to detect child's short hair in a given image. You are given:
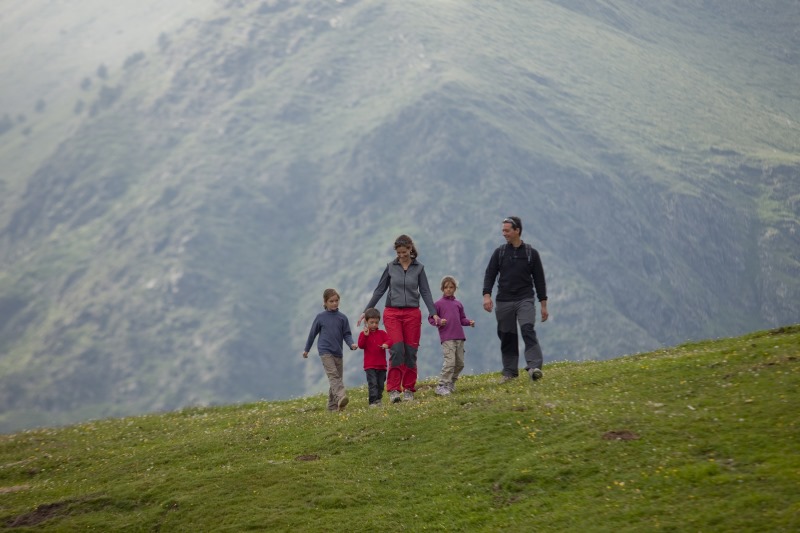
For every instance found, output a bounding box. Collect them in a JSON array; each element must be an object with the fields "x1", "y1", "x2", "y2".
[
  {"x1": 440, "y1": 275, "x2": 458, "y2": 291},
  {"x1": 364, "y1": 308, "x2": 381, "y2": 321},
  {"x1": 322, "y1": 288, "x2": 340, "y2": 309}
]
